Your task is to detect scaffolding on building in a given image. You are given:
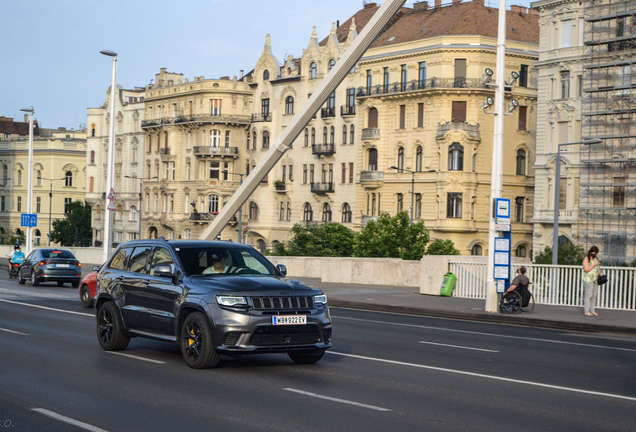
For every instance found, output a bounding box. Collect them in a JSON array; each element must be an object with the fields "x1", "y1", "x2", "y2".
[{"x1": 579, "y1": 0, "x2": 636, "y2": 264}]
